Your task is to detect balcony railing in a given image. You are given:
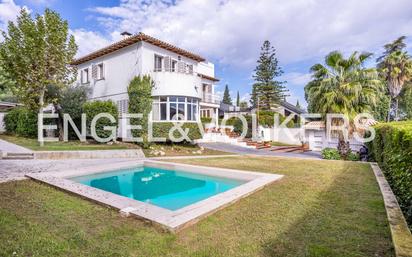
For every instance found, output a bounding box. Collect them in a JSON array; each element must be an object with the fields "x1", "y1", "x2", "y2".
[{"x1": 201, "y1": 92, "x2": 220, "y2": 104}]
